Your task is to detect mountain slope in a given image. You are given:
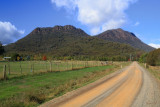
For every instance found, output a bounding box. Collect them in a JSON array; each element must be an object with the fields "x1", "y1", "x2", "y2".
[
  {"x1": 5, "y1": 25, "x2": 140, "y2": 58},
  {"x1": 96, "y1": 28, "x2": 154, "y2": 52}
]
